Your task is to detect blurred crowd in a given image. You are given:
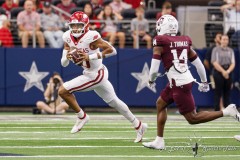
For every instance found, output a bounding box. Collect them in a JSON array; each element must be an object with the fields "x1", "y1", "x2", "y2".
[
  {"x1": 0, "y1": 0, "x2": 161, "y2": 48},
  {"x1": 0, "y1": 0, "x2": 239, "y2": 51}
]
